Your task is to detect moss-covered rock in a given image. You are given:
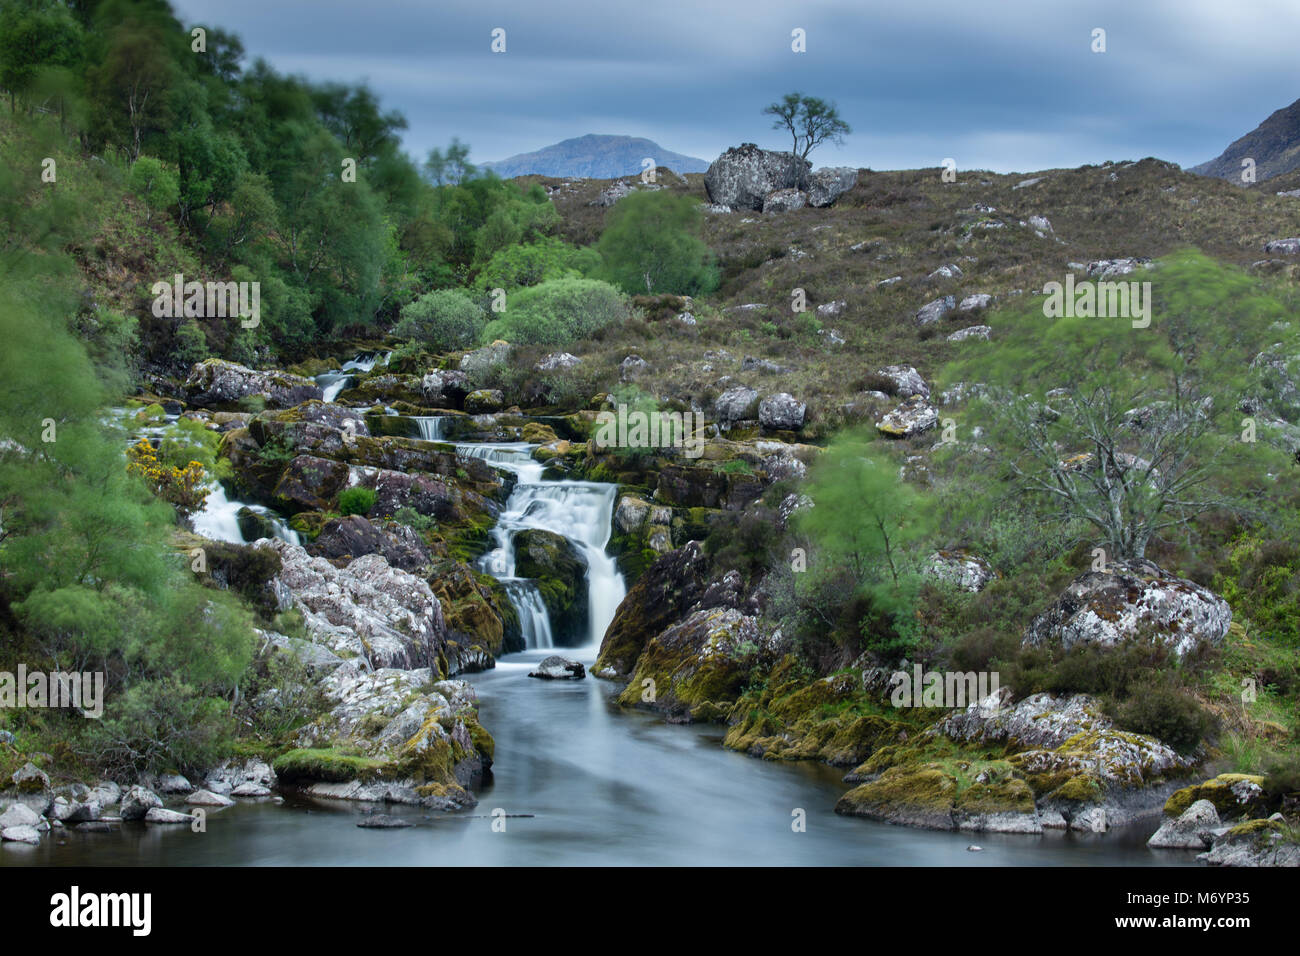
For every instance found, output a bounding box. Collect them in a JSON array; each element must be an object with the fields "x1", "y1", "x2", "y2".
[
  {"x1": 1163, "y1": 773, "x2": 1266, "y2": 818},
  {"x1": 834, "y1": 765, "x2": 959, "y2": 830},
  {"x1": 513, "y1": 529, "x2": 589, "y2": 645}
]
